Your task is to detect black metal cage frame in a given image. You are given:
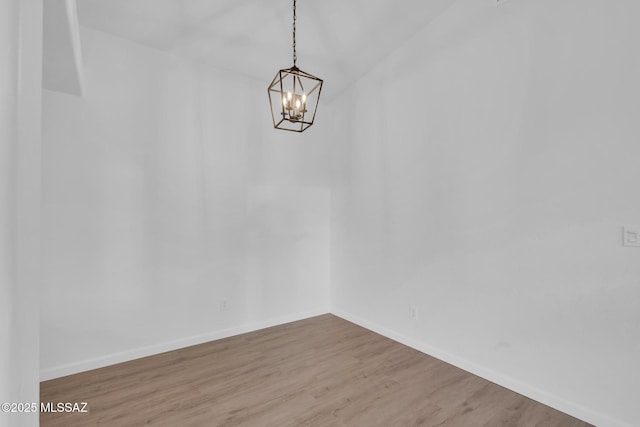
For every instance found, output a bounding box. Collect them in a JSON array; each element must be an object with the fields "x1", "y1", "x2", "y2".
[{"x1": 268, "y1": 66, "x2": 323, "y2": 133}]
